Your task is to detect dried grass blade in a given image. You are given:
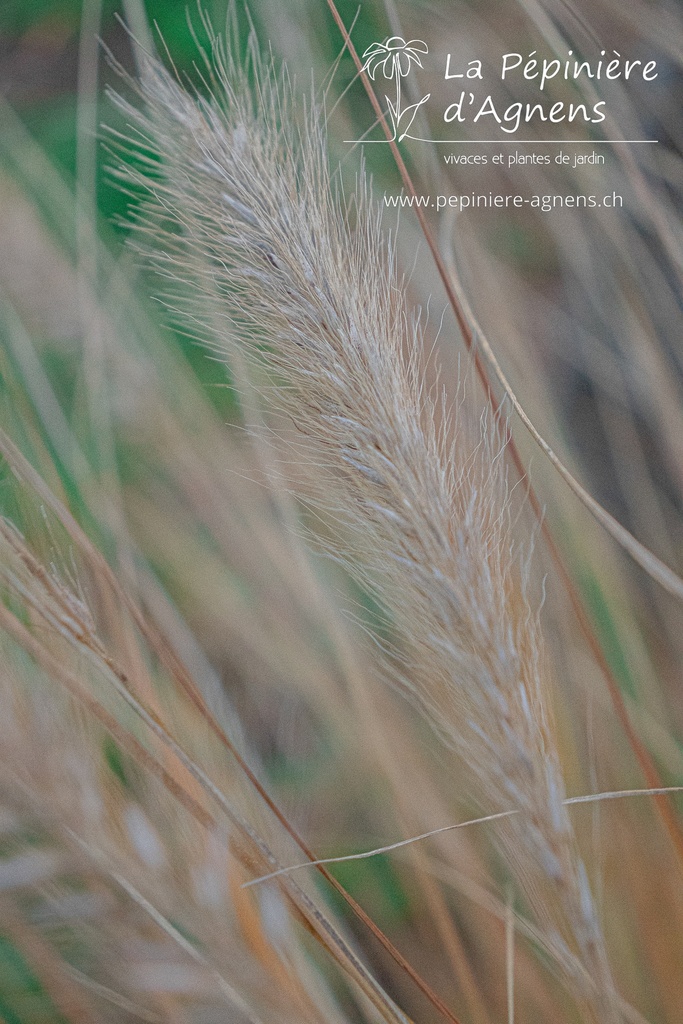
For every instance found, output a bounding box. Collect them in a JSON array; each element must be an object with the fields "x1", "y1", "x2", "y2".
[{"x1": 245, "y1": 786, "x2": 683, "y2": 886}]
